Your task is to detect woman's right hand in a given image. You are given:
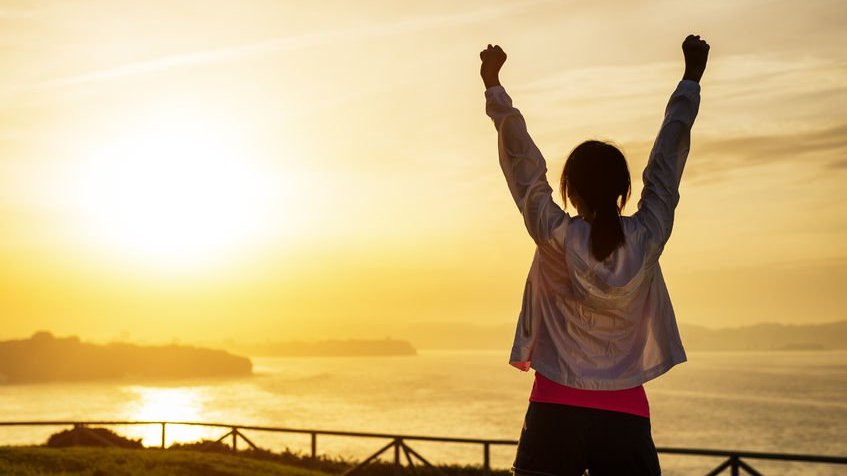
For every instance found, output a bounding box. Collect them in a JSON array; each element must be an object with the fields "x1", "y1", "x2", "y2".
[{"x1": 682, "y1": 34, "x2": 710, "y2": 83}]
